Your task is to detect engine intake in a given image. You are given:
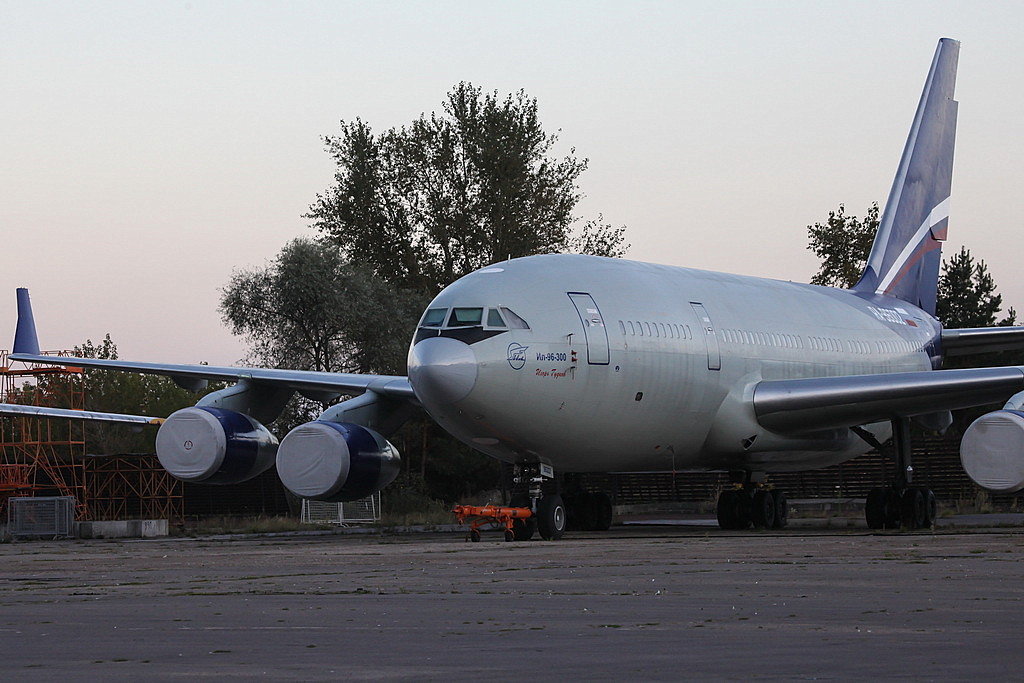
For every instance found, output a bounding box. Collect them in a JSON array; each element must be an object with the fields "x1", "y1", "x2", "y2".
[
  {"x1": 961, "y1": 410, "x2": 1024, "y2": 493},
  {"x1": 155, "y1": 407, "x2": 278, "y2": 484},
  {"x1": 276, "y1": 421, "x2": 400, "y2": 502}
]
